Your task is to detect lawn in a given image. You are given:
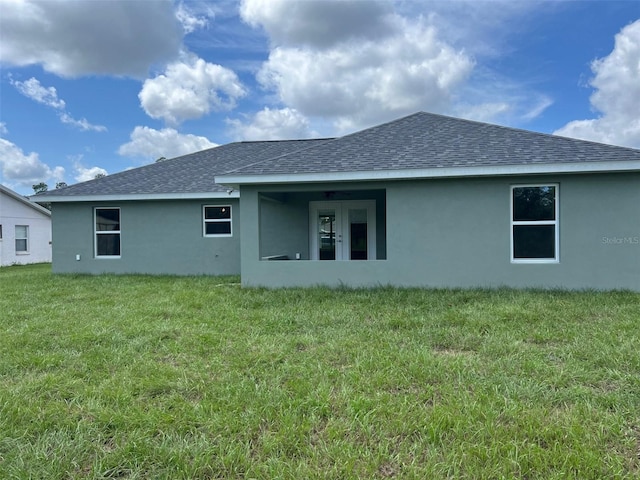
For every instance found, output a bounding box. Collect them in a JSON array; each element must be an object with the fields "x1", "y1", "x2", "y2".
[{"x1": 1, "y1": 264, "x2": 640, "y2": 479}]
